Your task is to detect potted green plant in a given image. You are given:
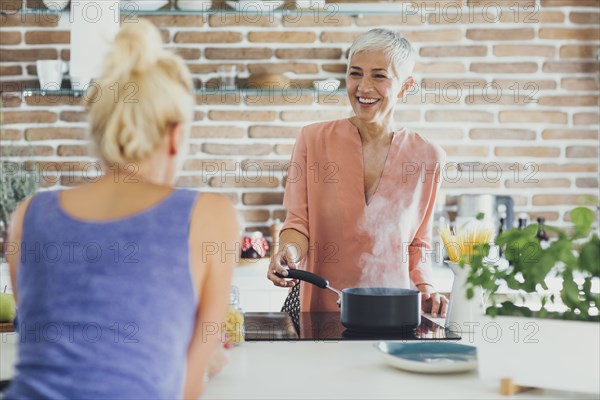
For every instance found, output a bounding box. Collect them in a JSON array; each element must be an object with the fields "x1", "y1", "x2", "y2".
[{"x1": 462, "y1": 206, "x2": 599, "y2": 395}]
